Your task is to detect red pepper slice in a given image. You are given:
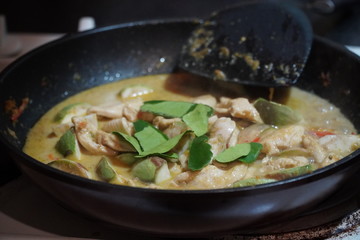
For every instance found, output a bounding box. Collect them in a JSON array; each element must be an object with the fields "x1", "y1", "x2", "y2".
[{"x1": 311, "y1": 130, "x2": 335, "y2": 138}]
